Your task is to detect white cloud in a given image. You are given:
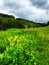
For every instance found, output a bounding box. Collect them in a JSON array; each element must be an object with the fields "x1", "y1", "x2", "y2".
[
  {"x1": 0, "y1": 0, "x2": 49, "y2": 22},
  {"x1": 0, "y1": 0, "x2": 4, "y2": 6}
]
